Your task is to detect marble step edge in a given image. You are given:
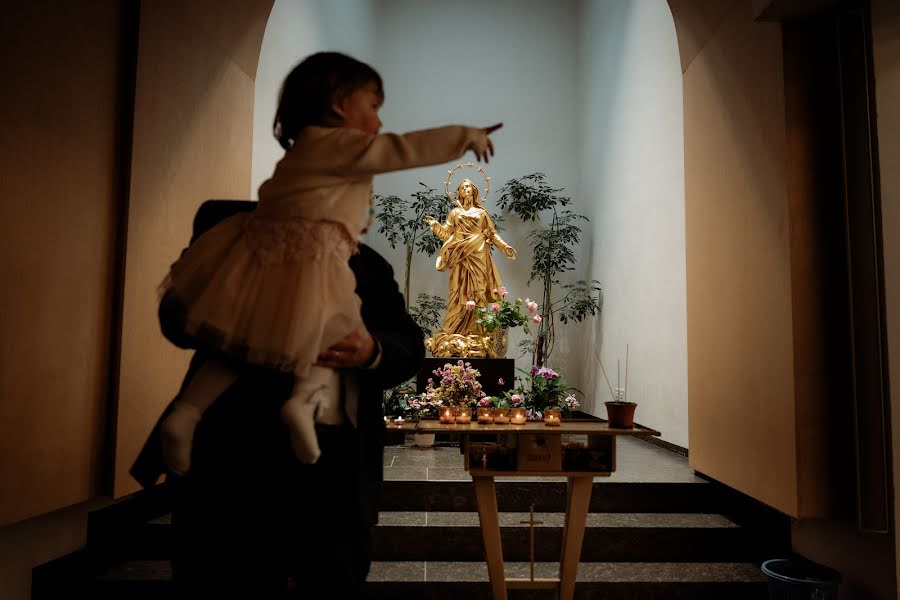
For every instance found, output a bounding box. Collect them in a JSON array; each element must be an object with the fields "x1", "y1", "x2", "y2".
[
  {"x1": 376, "y1": 511, "x2": 739, "y2": 529},
  {"x1": 85, "y1": 559, "x2": 769, "y2": 584},
  {"x1": 369, "y1": 561, "x2": 770, "y2": 584},
  {"x1": 143, "y1": 511, "x2": 740, "y2": 529},
  {"x1": 379, "y1": 481, "x2": 725, "y2": 514}
]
